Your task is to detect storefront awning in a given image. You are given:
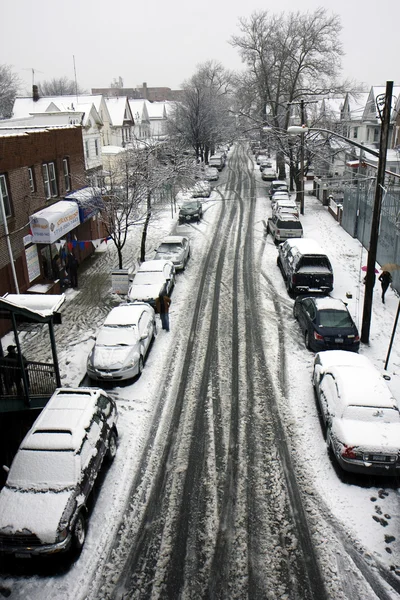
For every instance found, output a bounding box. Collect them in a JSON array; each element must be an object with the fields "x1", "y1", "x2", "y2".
[
  {"x1": 64, "y1": 187, "x2": 104, "y2": 222},
  {"x1": 30, "y1": 201, "x2": 80, "y2": 244},
  {"x1": 0, "y1": 293, "x2": 65, "y2": 323}
]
